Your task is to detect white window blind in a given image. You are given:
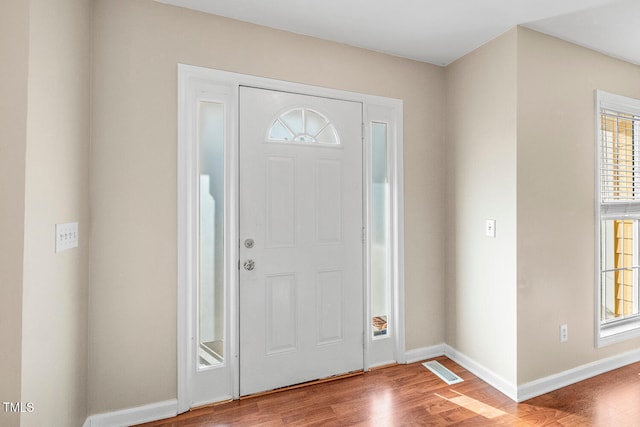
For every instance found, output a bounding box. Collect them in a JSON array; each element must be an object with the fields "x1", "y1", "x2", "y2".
[{"x1": 599, "y1": 106, "x2": 640, "y2": 219}]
